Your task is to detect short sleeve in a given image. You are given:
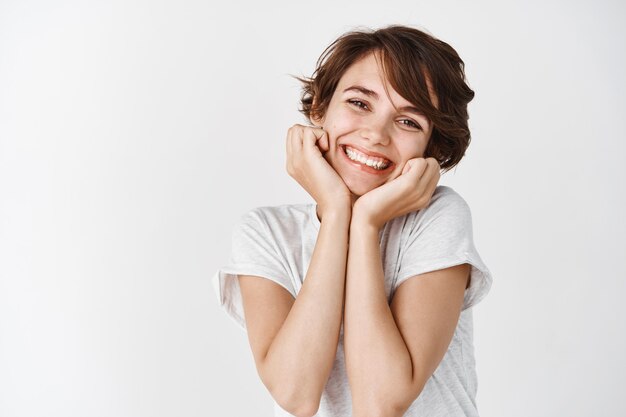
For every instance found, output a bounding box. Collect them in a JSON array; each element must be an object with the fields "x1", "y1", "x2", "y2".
[
  {"x1": 395, "y1": 189, "x2": 493, "y2": 311},
  {"x1": 212, "y1": 209, "x2": 297, "y2": 331}
]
